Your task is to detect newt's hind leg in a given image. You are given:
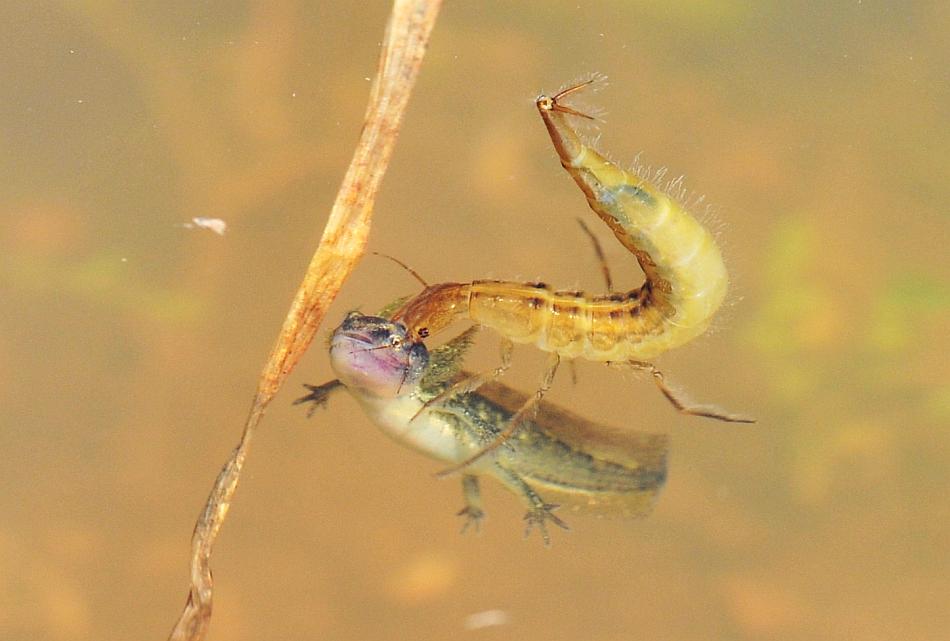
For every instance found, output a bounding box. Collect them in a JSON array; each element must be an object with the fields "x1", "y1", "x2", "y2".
[
  {"x1": 437, "y1": 352, "x2": 561, "y2": 477},
  {"x1": 457, "y1": 474, "x2": 484, "y2": 534},
  {"x1": 629, "y1": 361, "x2": 756, "y2": 424},
  {"x1": 411, "y1": 337, "x2": 514, "y2": 422},
  {"x1": 497, "y1": 467, "x2": 568, "y2": 547}
]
